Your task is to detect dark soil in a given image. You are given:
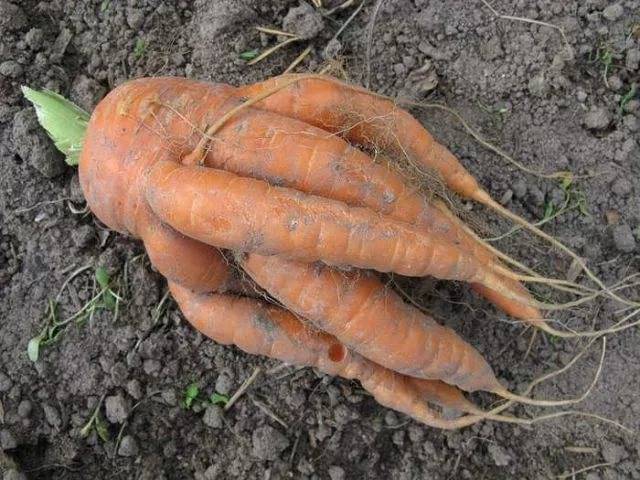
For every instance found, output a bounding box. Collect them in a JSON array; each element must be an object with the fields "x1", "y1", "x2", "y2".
[{"x1": 1, "y1": 1, "x2": 639, "y2": 479}]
